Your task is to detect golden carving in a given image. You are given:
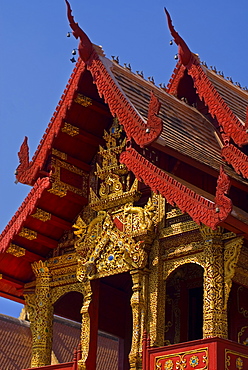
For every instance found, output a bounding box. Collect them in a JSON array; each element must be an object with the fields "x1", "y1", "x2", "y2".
[
  {"x1": 237, "y1": 286, "x2": 248, "y2": 318},
  {"x1": 163, "y1": 241, "x2": 203, "y2": 259},
  {"x1": 30, "y1": 261, "x2": 53, "y2": 368},
  {"x1": 148, "y1": 239, "x2": 165, "y2": 347},
  {"x1": 155, "y1": 347, "x2": 208, "y2": 369},
  {"x1": 73, "y1": 120, "x2": 163, "y2": 283},
  {"x1": 238, "y1": 326, "x2": 248, "y2": 344},
  {"x1": 160, "y1": 220, "x2": 199, "y2": 238},
  {"x1": 233, "y1": 266, "x2": 248, "y2": 288},
  {"x1": 48, "y1": 157, "x2": 88, "y2": 198},
  {"x1": 51, "y1": 282, "x2": 84, "y2": 305},
  {"x1": 129, "y1": 270, "x2": 148, "y2": 370},
  {"x1": 164, "y1": 254, "x2": 205, "y2": 280},
  {"x1": 89, "y1": 122, "x2": 141, "y2": 211},
  {"x1": 74, "y1": 212, "x2": 148, "y2": 281},
  {"x1": 19, "y1": 227, "x2": 37, "y2": 240},
  {"x1": 51, "y1": 148, "x2": 67, "y2": 160},
  {"x1": 166, "y1": 207, "x2": 183, "y2": 219},
  {"x1": 24, "y1": 292, "x2": 36, "y2": 333},
  {"x1": 74, "y1": 93, "x2": 93, "y2": 107},
  {"x1": 61, "y1": 122, "x2": 79, "y2": 136},
  {"x1": 7, "y1": 243, "x2": 26, "y2": 257},
  {"x1": 31, "y1": 208, "x2": 51, "y2": 222},
  {"x1": 222, "y1": 231, "x2": 237, "y2": 240},
  {"x1": 224, "y1": 236, "x2": 243, "y2": 308},
  {"x1": 225, "y1": 349, "x2": 248, "y2": 370},
  {"x1": 72, "y1": 120, "x2": 165, "y2": 368},
  {"x1": 236, "y1": 357, "x2": 243, "y2": 370},
  {"x1": 78, "y1": 280, "x2": 92, "y2": 370},
  {"x1": 200, "y1": 226, "x2": 227, "y2": 339},
  {"x1": 48, "y1": 183, "x2": 67, "y2": 197},
  {"x1": 24, "y1": 255, "x2": 84, "y2": 368}
]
